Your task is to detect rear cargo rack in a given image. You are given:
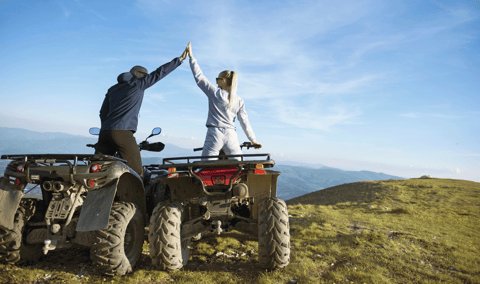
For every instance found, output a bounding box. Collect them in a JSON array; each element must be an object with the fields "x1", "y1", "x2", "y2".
[
  {"x1": 1, "y1": 154, "x2": 126, "y2": 184},
  {"x1": 1, "y1": 154, "x2": 125, "y2": 163},
  {"x1": 144, "y1": 153, "x2": 274, "y2": 171}
]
